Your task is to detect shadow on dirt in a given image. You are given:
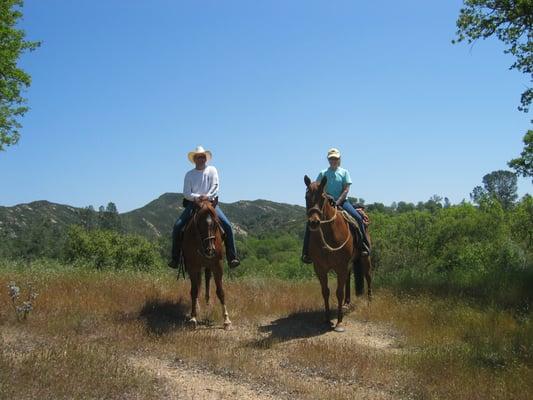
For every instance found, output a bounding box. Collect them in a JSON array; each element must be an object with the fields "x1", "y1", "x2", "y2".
[
  {"x1": 138, "y1": 298, "x2": 190, "y2": 336},
  {"x1": 251, "y1": 310, "x2": 332, "y2": 348}
]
